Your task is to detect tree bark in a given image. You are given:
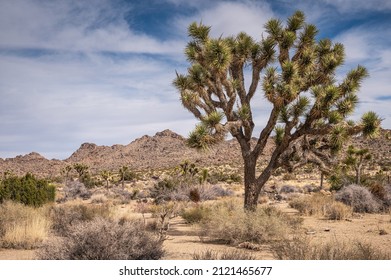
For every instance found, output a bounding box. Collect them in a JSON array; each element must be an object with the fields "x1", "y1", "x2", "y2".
[{"x1": 243, "y1": 157, "x2": 258, "y2": 211}]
